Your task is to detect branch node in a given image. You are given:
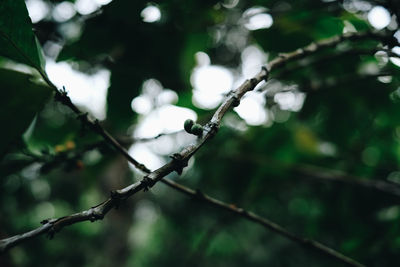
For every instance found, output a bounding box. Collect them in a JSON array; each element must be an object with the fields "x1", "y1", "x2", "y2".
[
  {"x1": 227, "y1": 90, "x2": 241, "y2": 107},
  {"x1": 137, "y1": 163, "x2": 148, "y2": 172},
  {"x1": 47, "y1": 229, "x2": 55, "y2": 240},
  {"x1": 54, "y1": 86, "x2": 69, "y2": 103},
  {"x1": 170, "y1": 153, "x2": 188, "y2": 175},
  {"x1": 308, "y1": 42, "x2": 318, "y2": 51},
  {"x1": 110, "y1": 190, "x2": 121, "y2": 209},
  {"x1": 278, "y1": 53, "x2": 288, "y2": 59},
  {"x1": 250, "y1": 77, "x2": 258, "y2": 86},
  {"x1": 262, "y1": 66, "x2": 270, "y2": 81},
  {"x1": 205, "y1": 121, "x2": 219, "y2": 138},
  {"x1": 40, "y1": 219, "x2": 49, "y2": 225},
  {"x1": 46, "y1": 220, "x2": 60, "y2": 239},
  {"x1": 77, "y1": 112, "x2": 89, "y2": 123},
  {"x1": 93, "y1": 119, "x2": 102, "y2": 131},
  {"x1": 89, "y1": 213, "x2": 103, "y2": 222},
  {"x1": 232, "y1": 95, "x2": 240, "y2": 107},
  {"x1": 195, "y1": 189, "x2": 204, "y2": 198},
  {"x1": 141, "y1": 176, "x2": 156, "y2": 191}
]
